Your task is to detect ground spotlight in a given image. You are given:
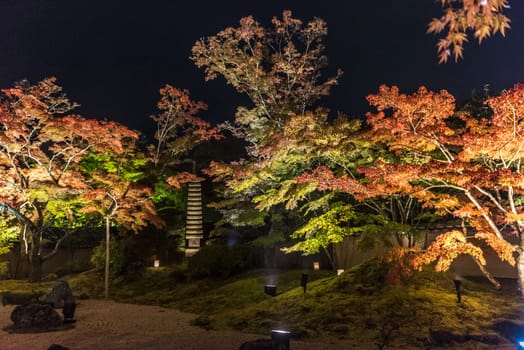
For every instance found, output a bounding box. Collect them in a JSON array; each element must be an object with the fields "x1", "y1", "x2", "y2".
[
  {"x1": 301, "y1": 273, "x2": 308, "y2": 293},
  {"x1": 264, "y1": 284, "x2": 277, "y2": 296},
  {"x1": 453, "y1": 279, "x2": 462, "y2": 303},
  {"x1": 271, "y1": 329, "x2": 291, "y2": 350}
]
